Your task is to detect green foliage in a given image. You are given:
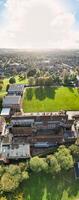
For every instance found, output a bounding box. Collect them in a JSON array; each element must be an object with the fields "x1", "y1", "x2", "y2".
[
  {"x1": 15, "y1": 193, "x2": 24, "y2": 200},
  {"x1": 0, "y1": 80, "x2": 3, "y2": 84},
  {"x1": 69, "y1": 144, "x2": 79, "y2": 161},
  {"x1": 0, "y1": 84, "x2": 3, "y2": 91},
  {"x1": 9, "y1": 77, "x2": 16, "y2": 84},
  {"x1": 0, "y1": 197, "x2": 7, "y2": 200},
  {"x1": 30, "y1": 156, "x2": 48, "y2": 173},
  {"x1": 47, "y1": 155, "x2": 61, "y2": 174},
  {"x1": 1, "y1": 173, "x2": 20, "y2": 192},
  {"x1": 6, "y1": 84, "x2": 10, "y2": 92},
  {"x1": 0, "y1": 166, "x2": 5, "y2": 178},
  {"x1": 0, "y1": 163, "x2": 30, "y2": 194},
  {"x1": 27, "y1": 69, "x2": 36, "y2": 77},
  {"x1": 55, "y1": 146, "x2": 74, "y2": 170},
  {"x1": 6, "y1": 164, "x2": 21, "y2": 176},
  {"x1": 22, "y1": 171, "x2": 29, "y2": 180},
  {"x1": 35, "y1": 77, "x2": 45, "y2": 86},
  {"x1": 28, "y1": 77, "x2": 35, "y2": 85},
  {"x1": 0, "y1": 97, "x2": 2, "y2": 107}
]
